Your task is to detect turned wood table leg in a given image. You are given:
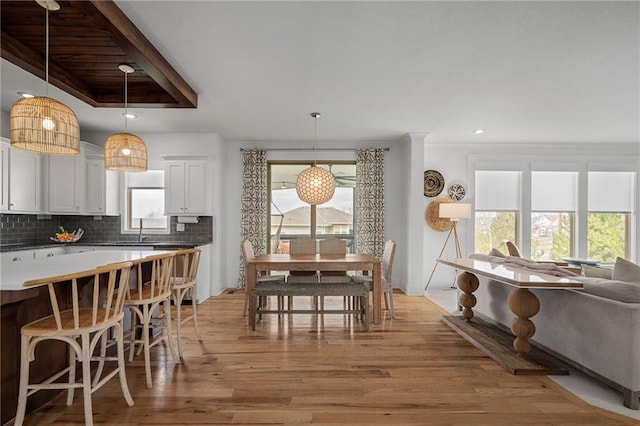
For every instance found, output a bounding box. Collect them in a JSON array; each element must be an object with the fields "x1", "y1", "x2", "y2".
[
  {"x1": 456, "y1": 272, "x2": 479, "y2": 321},
  {"x1": 507, "y1": 288, "x2": 540, "y2": 354}
]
